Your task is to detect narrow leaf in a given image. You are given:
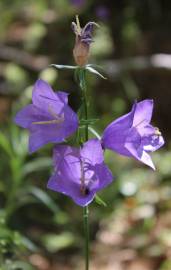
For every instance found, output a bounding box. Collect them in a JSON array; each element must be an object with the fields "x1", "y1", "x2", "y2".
[
  {"x1": 0, "y1": 132, "x2": 13, "y2": 157},
  {"x1": 88, "y1": 126, "x2": 101, "y2": 140},
  {"x1": 95, "y1": 195, "x2": 107, "y2": 207},
  {"x1": 51, "y1": 64, "x2": 77, "y2": 70},
  {"x1": 21, "y1": 235, "x2": 38, "y2": 252},
  {"x1": 29, "y1": 187, "x2": 59, "y2": 213},
  {"x1": 22, "y1": 157, "x2": 52, "y2": 176}
]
